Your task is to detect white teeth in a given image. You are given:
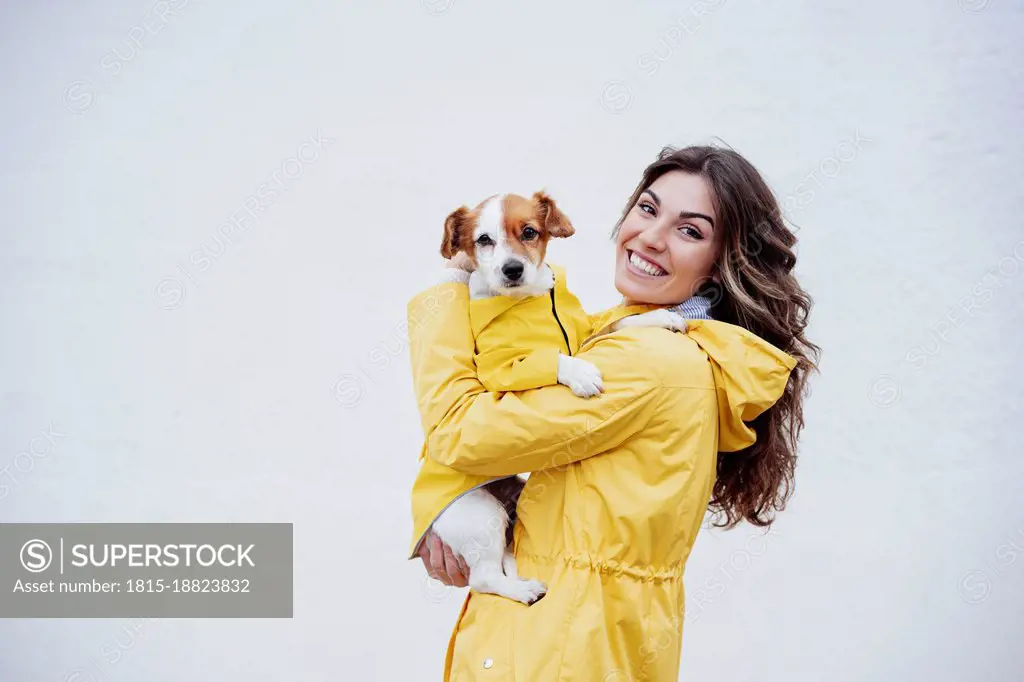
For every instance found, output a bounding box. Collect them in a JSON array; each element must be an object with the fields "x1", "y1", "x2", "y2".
[{"x1": 629, "y1": 251, "x2": 667, "y2": 276}]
